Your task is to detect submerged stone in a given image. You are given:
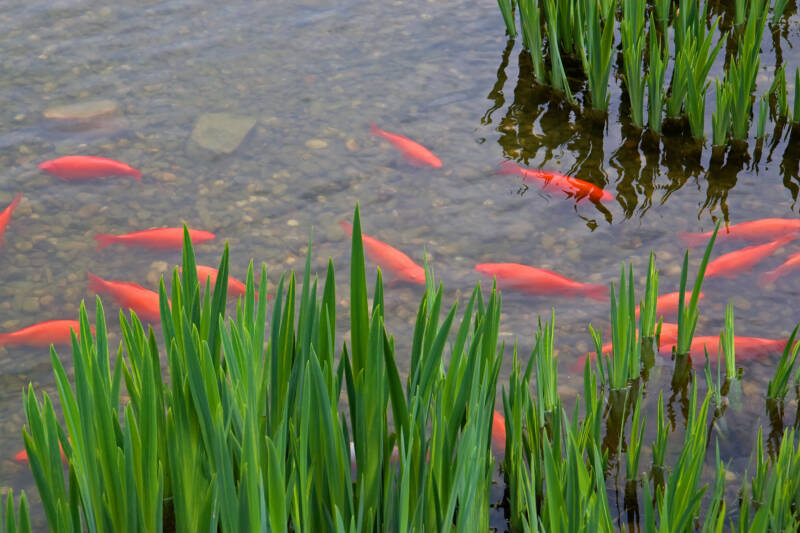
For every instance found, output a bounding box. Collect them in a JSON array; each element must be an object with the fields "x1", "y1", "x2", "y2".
[
  {"x1": 43, "y1": 99, "x2": 119, "y2": 129},
  {"x1": 189, "y1": 113, "x2": 256, "y2": 156}
]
